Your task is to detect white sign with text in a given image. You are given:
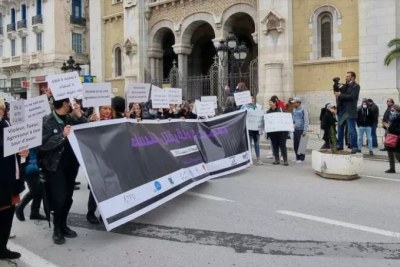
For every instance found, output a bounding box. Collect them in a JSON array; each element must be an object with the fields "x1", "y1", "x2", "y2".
[
  {"x1": 201, "y1": 96, "x2": 217, "y2": 109},
  {"x1": 9, "y1": 100, "x2": 25, "y2": 125},
  {"x1": 165, "y1": 88, "x2": 182, "y2": 105},
  {"x1": 46, "y1": 72, "x2": 83, "y2": 101},
  {"x1": 234, "y1": 91, "x2": 252, "y2": 106},
  {"x1": 82, "y1": 83, "x2": 112, "y2": 108},
  {"x1": 3, "y1": 119, "x2": 43, "y2": 157},
  {"x1": 246, "y1": 109, "x2": 265, "y2": 131},
  {"x1": 25, "y1": 95, "x2": 51, "y2": 121},
  {"x1": 151, "y1": 86, "x2": 169, "y2": 109},
  {"x1": 264, "y1": 112, "x2": 294, "y2": 133},
  {"x1": 195, "y1": 100, "x2": 215, "y2": 117},
  {"x1": 125, "y1": 83, "x2": 151, "y2": 104}
]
